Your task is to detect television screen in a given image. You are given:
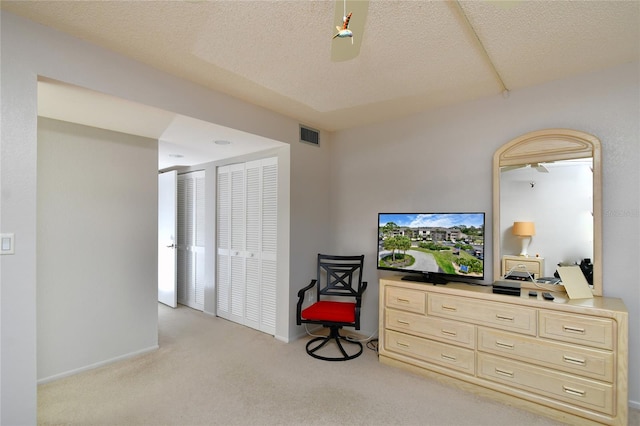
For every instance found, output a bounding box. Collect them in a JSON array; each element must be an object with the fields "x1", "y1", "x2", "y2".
[{"x1": 377, "y1": 212, "x2": 485, "y2": 284}]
